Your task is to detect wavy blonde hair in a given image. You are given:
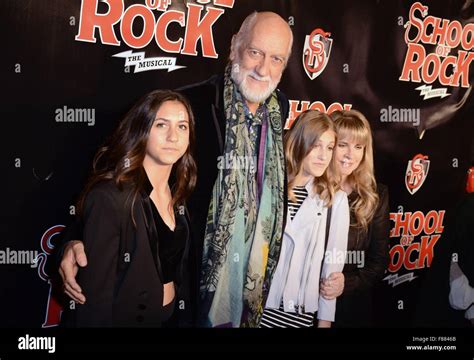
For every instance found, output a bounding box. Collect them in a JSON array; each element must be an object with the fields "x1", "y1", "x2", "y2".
[
  {"x1": 331, "y1": 110, "x2": 379, "y2": 230},
  {"x1": 285, "y1": 110, "x2": 336, "y2": 206}
]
